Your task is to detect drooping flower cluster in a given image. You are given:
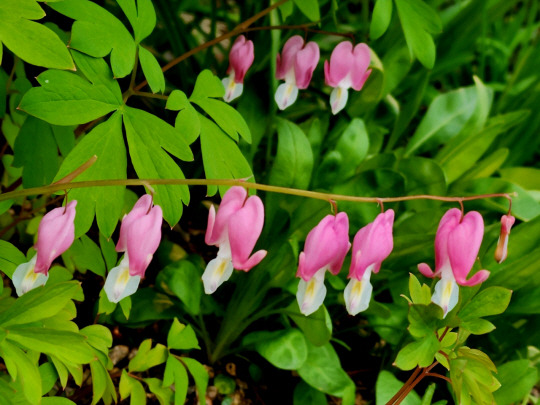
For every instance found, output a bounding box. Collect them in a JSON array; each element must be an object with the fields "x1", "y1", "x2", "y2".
[
  {"x1": 104, "y1": 195, "x2": 163, "y2": 303},
  {"x1": 12, "y1": 201, "x2": 77, "y2": 296},
  {"x1": 222, "y1": 36, "x2": 371, "y2": 114},
  {"x1": 418, "y1": 209, "x2": 490, "y2": 317},
  {"x1": 295, "y1": 210, "x2": 394, "y2": 316}
]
